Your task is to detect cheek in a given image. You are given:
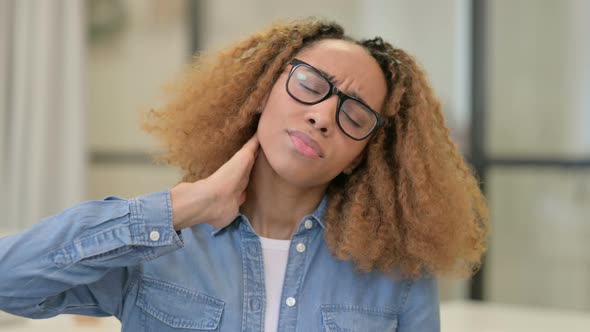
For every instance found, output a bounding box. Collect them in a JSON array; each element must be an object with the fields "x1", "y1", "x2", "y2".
[
  {"x1": 332, "y1": 140, "x2": 367, "y2": 170},
  {"x1": 257, "y1": 89, "x2": 296, "y2": 149},
  {"x1": 256, "y1": 114, "x2": 273, "y2": 162},
  {"x1": 257, "y1": 102, "x2": 283, "y2": 146},
  {"x1": 258, "y1": 97, "x2": 285, "y2": 133},
  {"x1": 261, "y1": 79, "x2": 288, "y2": 113},
  {"x1": 315, "y1": 141, "x2": 366, "y2": 181},
  {"x1": 256, "y1": 105, "x2": 291, "y2": 173}
]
